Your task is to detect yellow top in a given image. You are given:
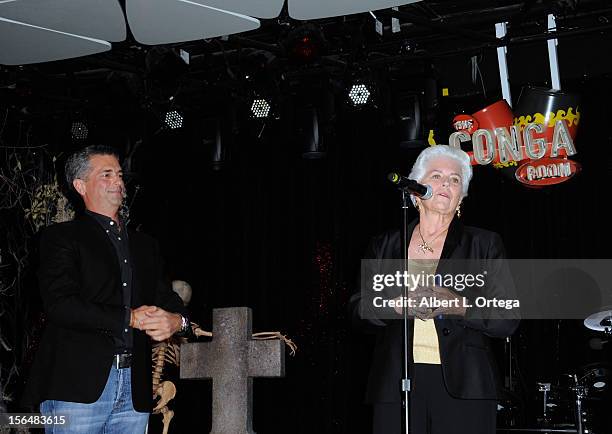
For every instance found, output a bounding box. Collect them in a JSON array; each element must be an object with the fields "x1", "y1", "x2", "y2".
[{"x1": 410, "y1": 258, "x2": 441, "y2": 364}]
